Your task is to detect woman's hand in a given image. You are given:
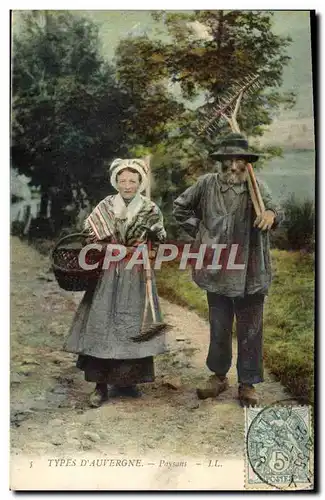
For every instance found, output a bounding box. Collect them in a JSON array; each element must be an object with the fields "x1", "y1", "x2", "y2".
[
  {"x1": 146, "y1": 222, "x2": 166, "y2": 243},
  {"x1": 254, "y1": 210, "x2": 276, "y2": 231},
  {"x1": 145, "y1": 223, "x2": 159, "y2": 240},
  {"x1": 148, "y1": 249, "x2": 157, "y2": 260},
  {"x1": 85, "y1": 235, "x2": 97, "y2": 245}
]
